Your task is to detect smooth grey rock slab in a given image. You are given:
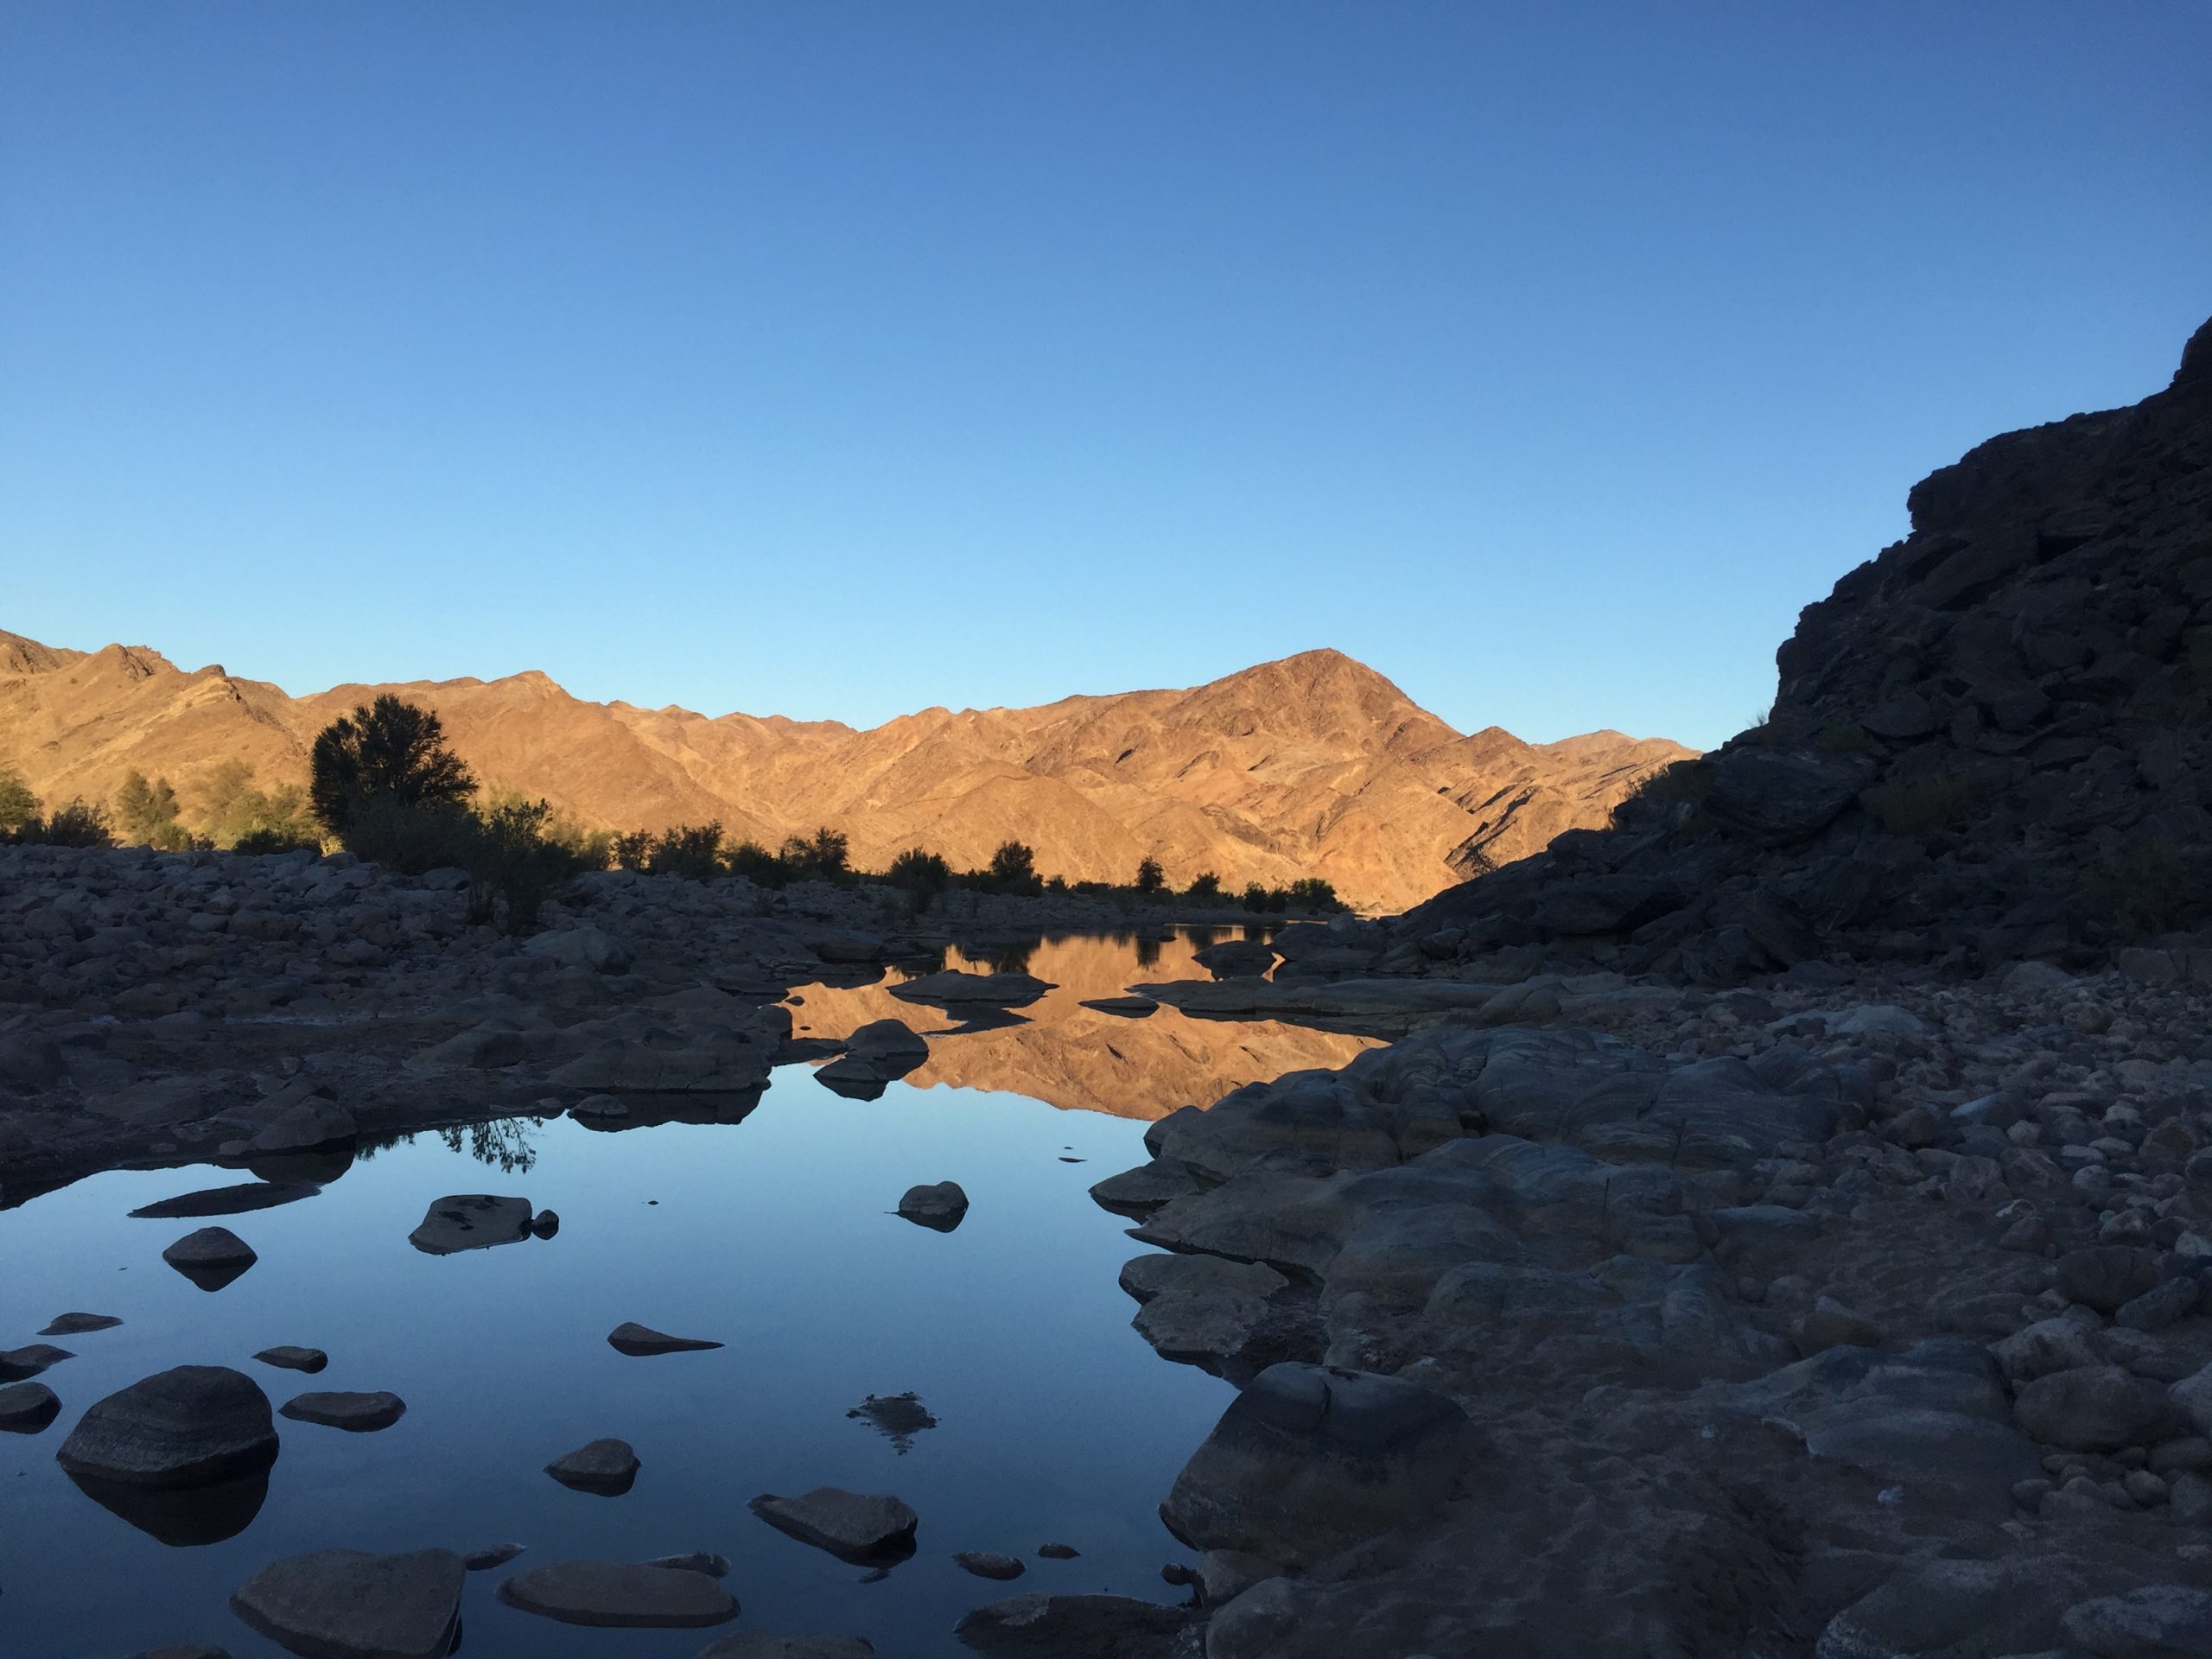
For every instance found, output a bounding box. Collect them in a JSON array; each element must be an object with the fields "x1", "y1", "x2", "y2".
[
  {"x1": 280, "y1": 1390, "x2": 406, "y2": 1433},
  {"x1": 749, "y1": 1487, "x2": 918, "y2": 1563},
  {"x1": 700, "y1": 1637, "x2": 876, "y2": 1659},
  {"x1": 41, "y1": 1311, "x2": 123, "y2": 1336},
  {"x1": 130, "y1": 1182, "x2": 320, "y2": 1220},
  {"x1": 1088, "y1": 1159, "x2": 1204, "y2": 1217},
  {"x1": 464, "y1": 1542, "x2": 524, "y2": 1571},
  {"x1": 1160, "y1": 1362, "x2": 1471, "y2": 1570},
  {"x1": 230, "y1": 1548, "x2": 465, "y2": 1659},
  {"x1": 57, "y1": 1365, "x2": 277, "y2": 1489},
  {"x1": 545, "y1": 1437, "x2": 639, "y2": 1495},
  {"x1": 255, "y1": 1346, "x2": 328, "y2": 1374},
  {"x1": 954, "y1": 1551, "x2": 1026, "y2": 1580},
  {"x1": 408, "y1": 1193, "x2": 533, "y2": 1255},
  {"x1": 2062, "y1": 1585, "x2": 2212, "y2": 1658},
  {"x1": 952, "y1": 1593, "x2": 1192, "y2": 1657},
  {"x1": 896, "y1": 1181, "x2": 969, "y2": 1232},
  {"x1": 0, "y1": 1380, "x2": 60, "y2": 1433},
  {"x1": 846, "y1": 1391, "x2": 937, "y2": 1454},
  {"x1": 0, "y1": 1342, "x2": 72, "y2": 1381},
  {"x1": 496, "y1": 1560, "x2": 739, "y2": 1628},
  {"x1": 607, "y1": 1321, "x2": 723, "y2": 1357},
  {"x1": 162, "y1": 1227, "x2": 257, "y2": 1291}
]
